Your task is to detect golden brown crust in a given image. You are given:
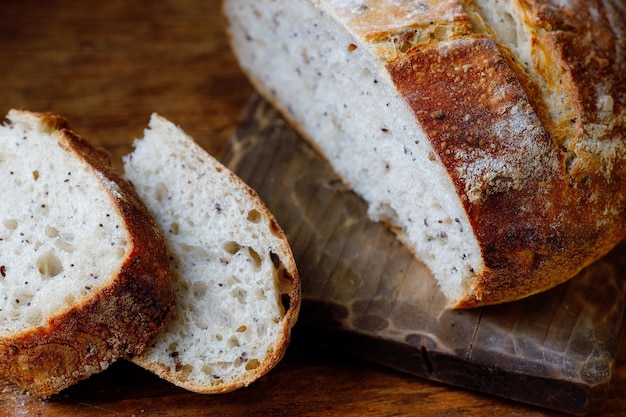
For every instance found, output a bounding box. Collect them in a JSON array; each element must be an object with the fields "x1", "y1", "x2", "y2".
[
  {"x1": 0, "y1": 112, "x2": 174, "y2": 397},
  {"x1": 384, "y1": 1, "x2": 626, "y2": 307},
  {"x1": 226, "y1": 0, "x2": 626, "y2": 307}
]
